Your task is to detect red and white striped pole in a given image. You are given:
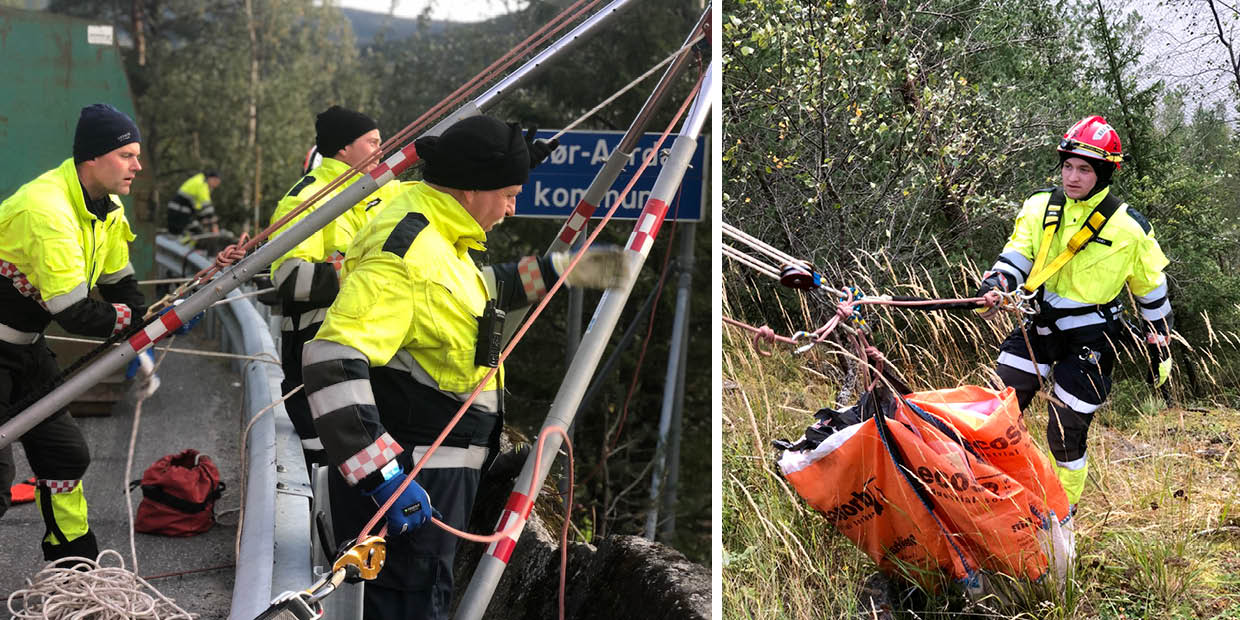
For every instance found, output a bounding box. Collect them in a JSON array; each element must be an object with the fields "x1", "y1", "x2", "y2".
[{"x1": 501, "y1": 7, "x2": 710, "y2": 345}]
